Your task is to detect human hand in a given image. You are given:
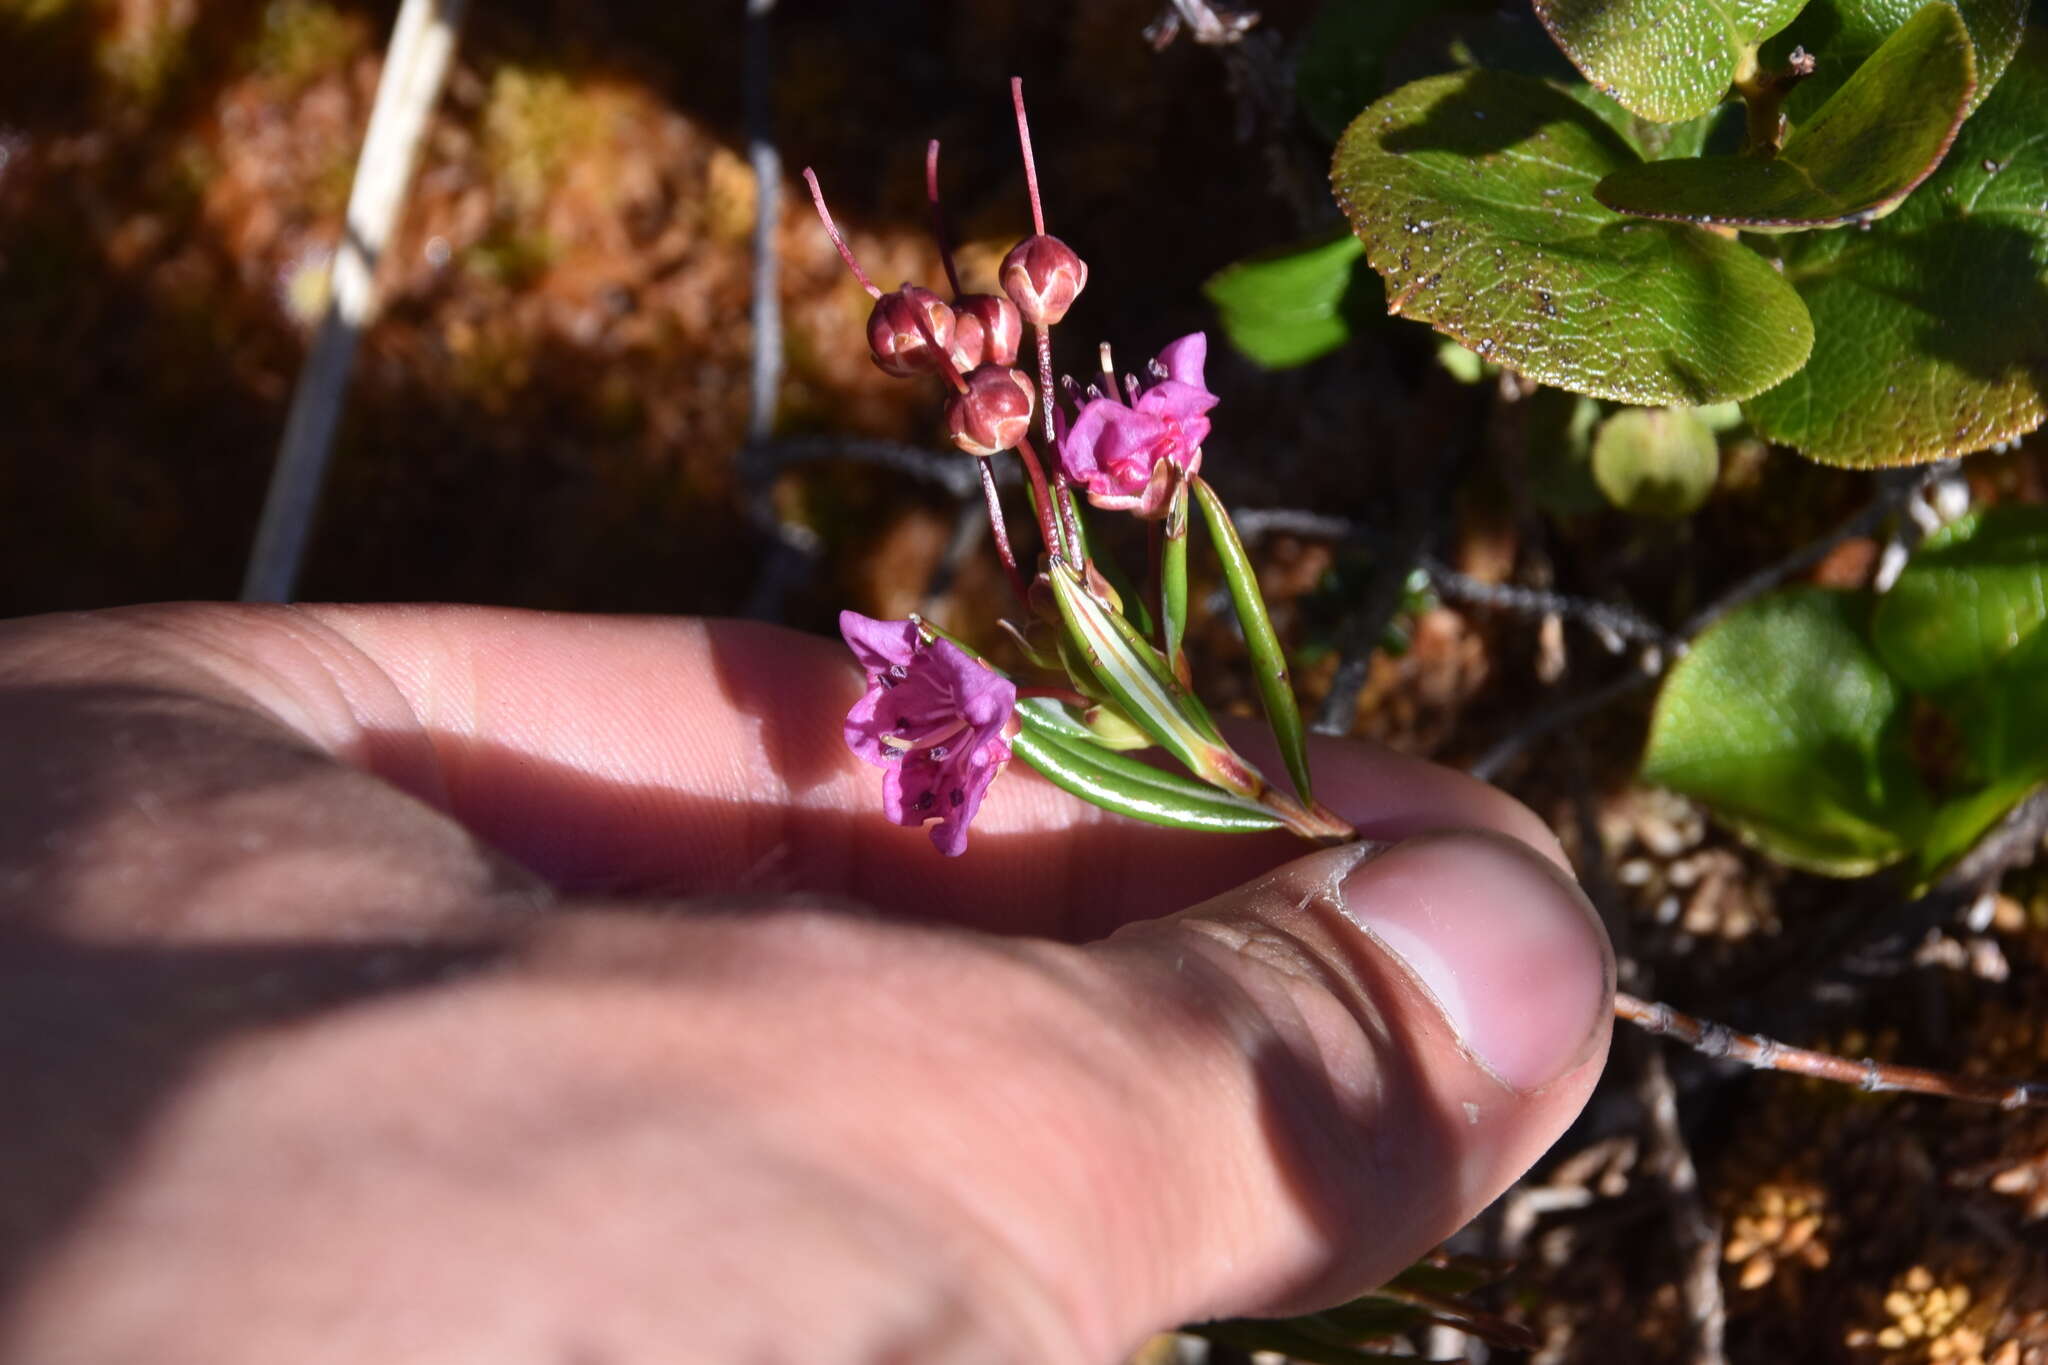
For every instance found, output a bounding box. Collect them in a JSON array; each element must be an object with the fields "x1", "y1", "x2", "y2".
[{"x1": 0, "y1": 604, "x2": 1611, "y2": 1364}]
